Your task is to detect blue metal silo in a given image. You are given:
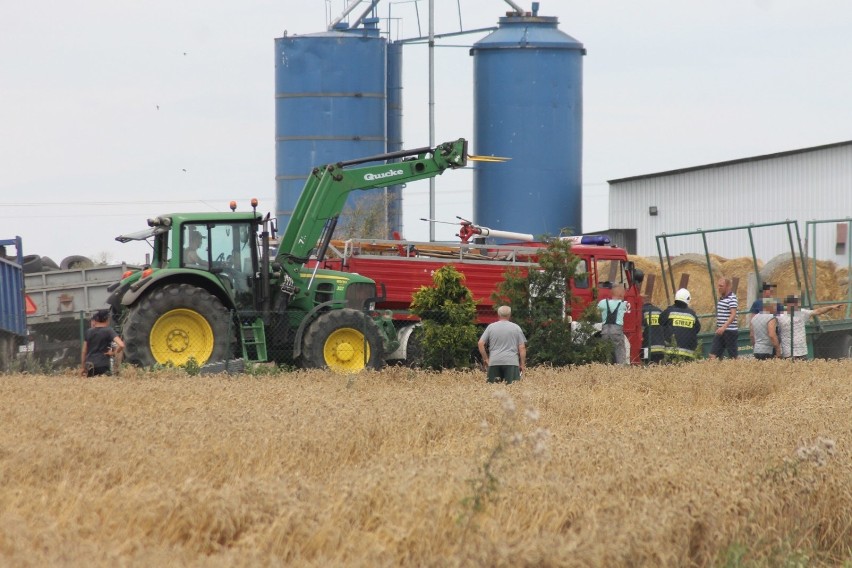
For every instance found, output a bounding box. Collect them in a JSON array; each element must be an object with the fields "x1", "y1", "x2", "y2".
[
  {"x1": 274, "y1": 20, "x2": 388, "y2": 233},
  {"x1": 470, "y1": 8, "x2": 585, "y2": 238},
  {"x1": 385, "y1": 40, "x2": 404, "y2": 236}
]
